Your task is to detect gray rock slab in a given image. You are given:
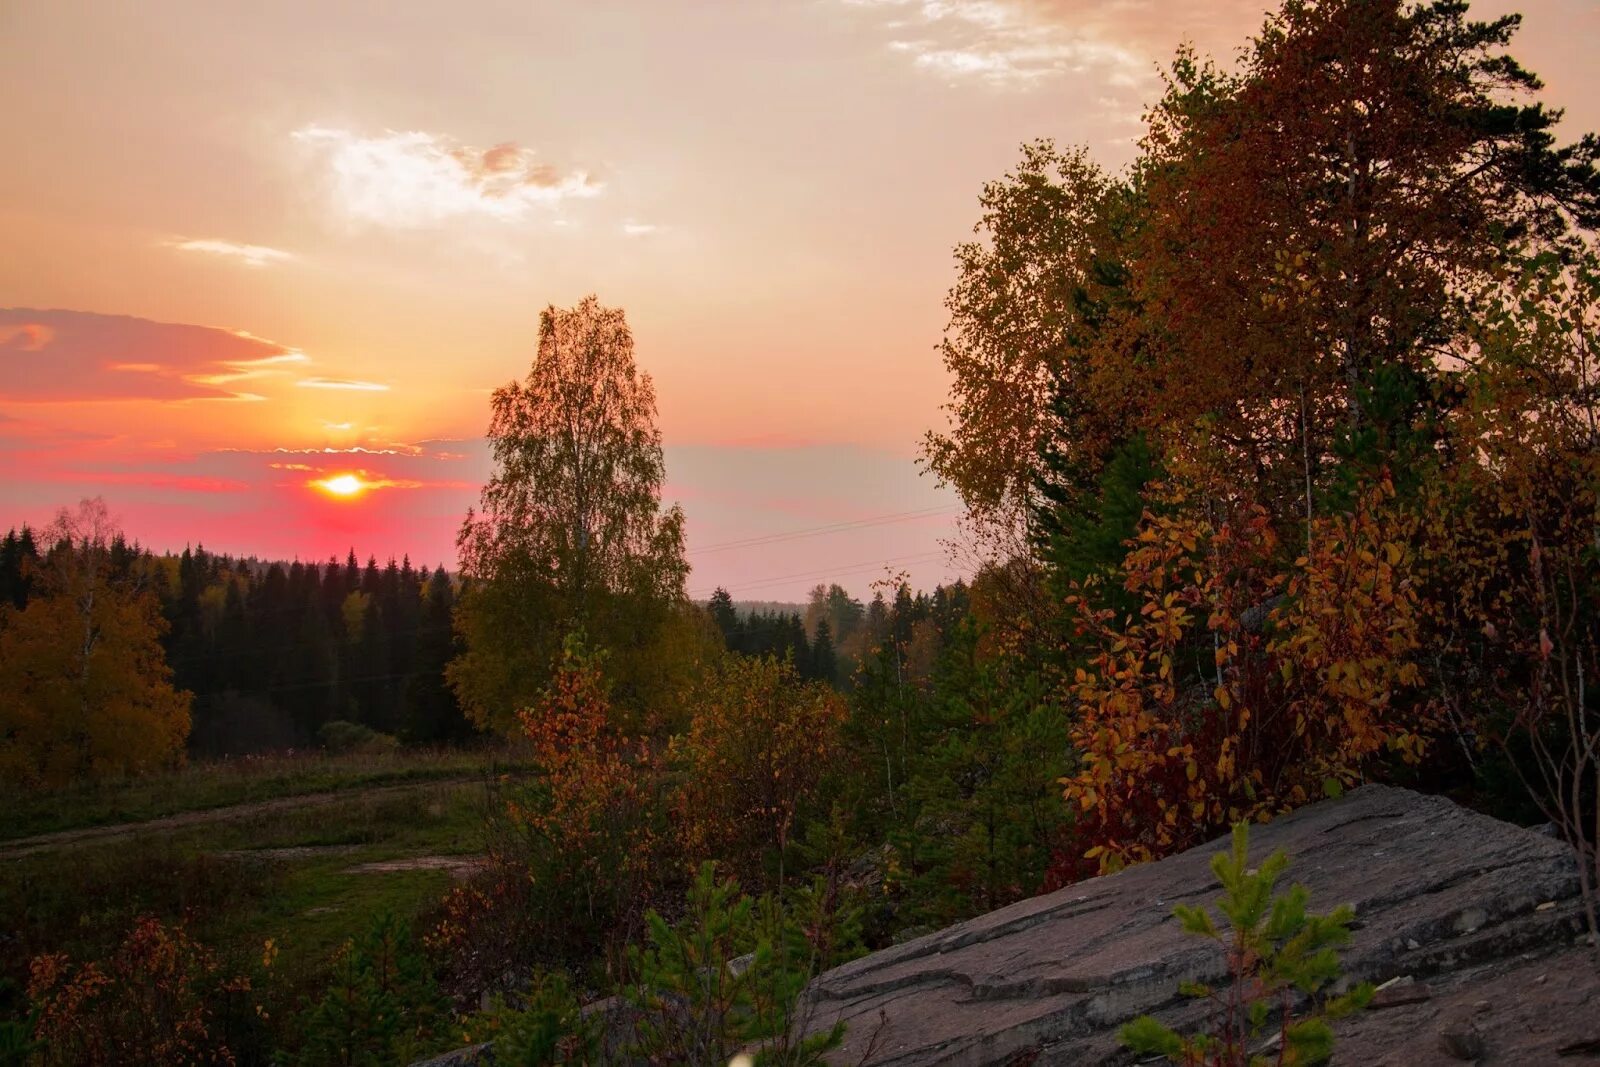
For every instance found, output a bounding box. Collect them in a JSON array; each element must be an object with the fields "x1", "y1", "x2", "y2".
[
  {"x1": 410, "y1": 1042, "x2": 493, "y2": 1066},
  {"x1": 799, "y1": 785, "x2": 1599, "y2": 1065}
]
